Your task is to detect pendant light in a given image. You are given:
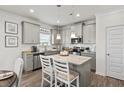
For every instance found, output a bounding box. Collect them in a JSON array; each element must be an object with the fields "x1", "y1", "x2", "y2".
[
  {"x1": 56, "y1": 5, "x2": 61, "y2": 40},
  {"x1": 56, "y1": 34, "x2": 61, "y2": 39},
  {"x1": 70, "y1": 6, "x2": 76, "y2": 38},
  {"x1": 56, "y1": 25, "x2": 61, "y2": 39}
]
